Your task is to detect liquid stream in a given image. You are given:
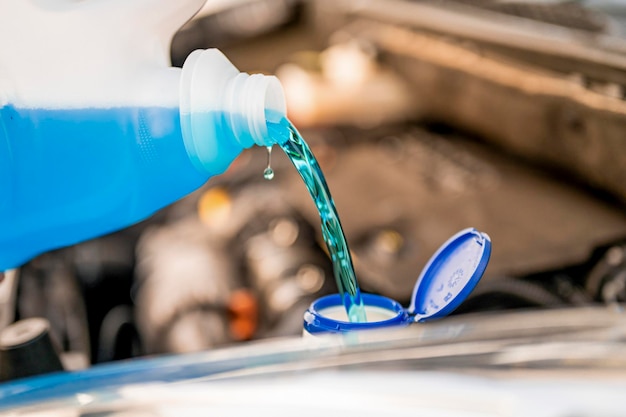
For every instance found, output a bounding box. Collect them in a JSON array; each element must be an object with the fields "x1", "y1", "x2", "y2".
[{"x1": 269, "y1": 117, "x2": 367, "y2": 323}]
